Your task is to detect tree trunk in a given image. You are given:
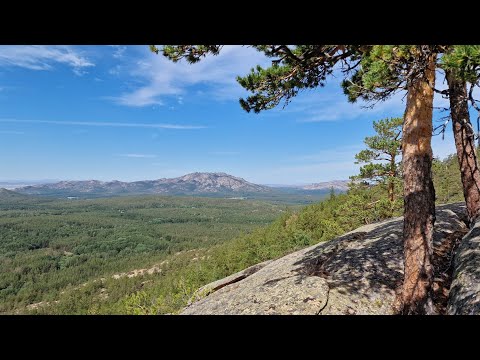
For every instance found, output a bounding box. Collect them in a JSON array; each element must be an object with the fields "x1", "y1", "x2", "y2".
[
  {"x1": 388, "y1": 155, "x2": 396, "y2": 203},
  {"x1": 401, "y1": 53, "x2": 436, "y2": 314},
  {"x1": 388, "y1": 179, "x2": 394, "y2": 202},
  {"x1": 445, "y1": 70, "x2": 480, "y2": 226}
]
